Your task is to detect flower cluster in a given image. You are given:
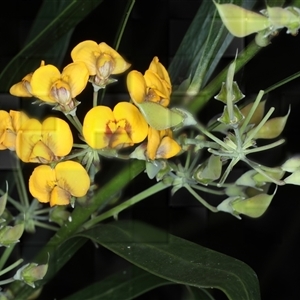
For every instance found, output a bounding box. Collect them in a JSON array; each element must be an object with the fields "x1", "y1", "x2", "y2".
[{"x1": 5, "y1": 41, "x2": 182, "y2": 209}]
